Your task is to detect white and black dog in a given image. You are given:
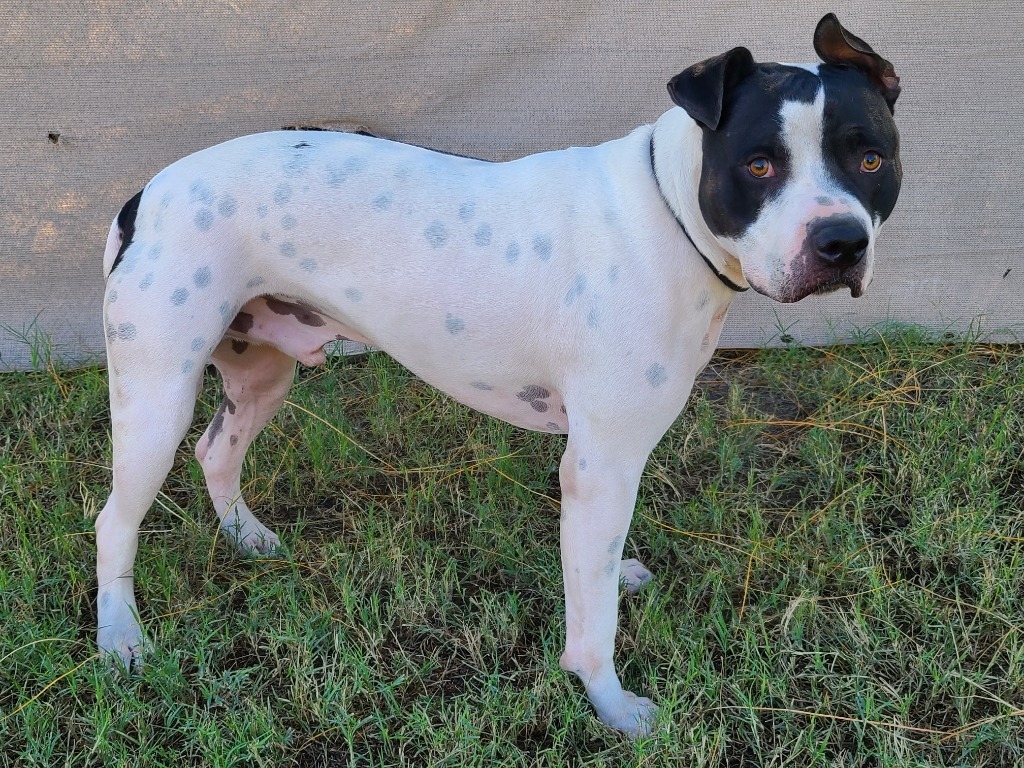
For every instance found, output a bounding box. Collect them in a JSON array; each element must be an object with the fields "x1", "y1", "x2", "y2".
[{"x1": 96, "y1": 14, "x2": 901, "y2": 734}]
